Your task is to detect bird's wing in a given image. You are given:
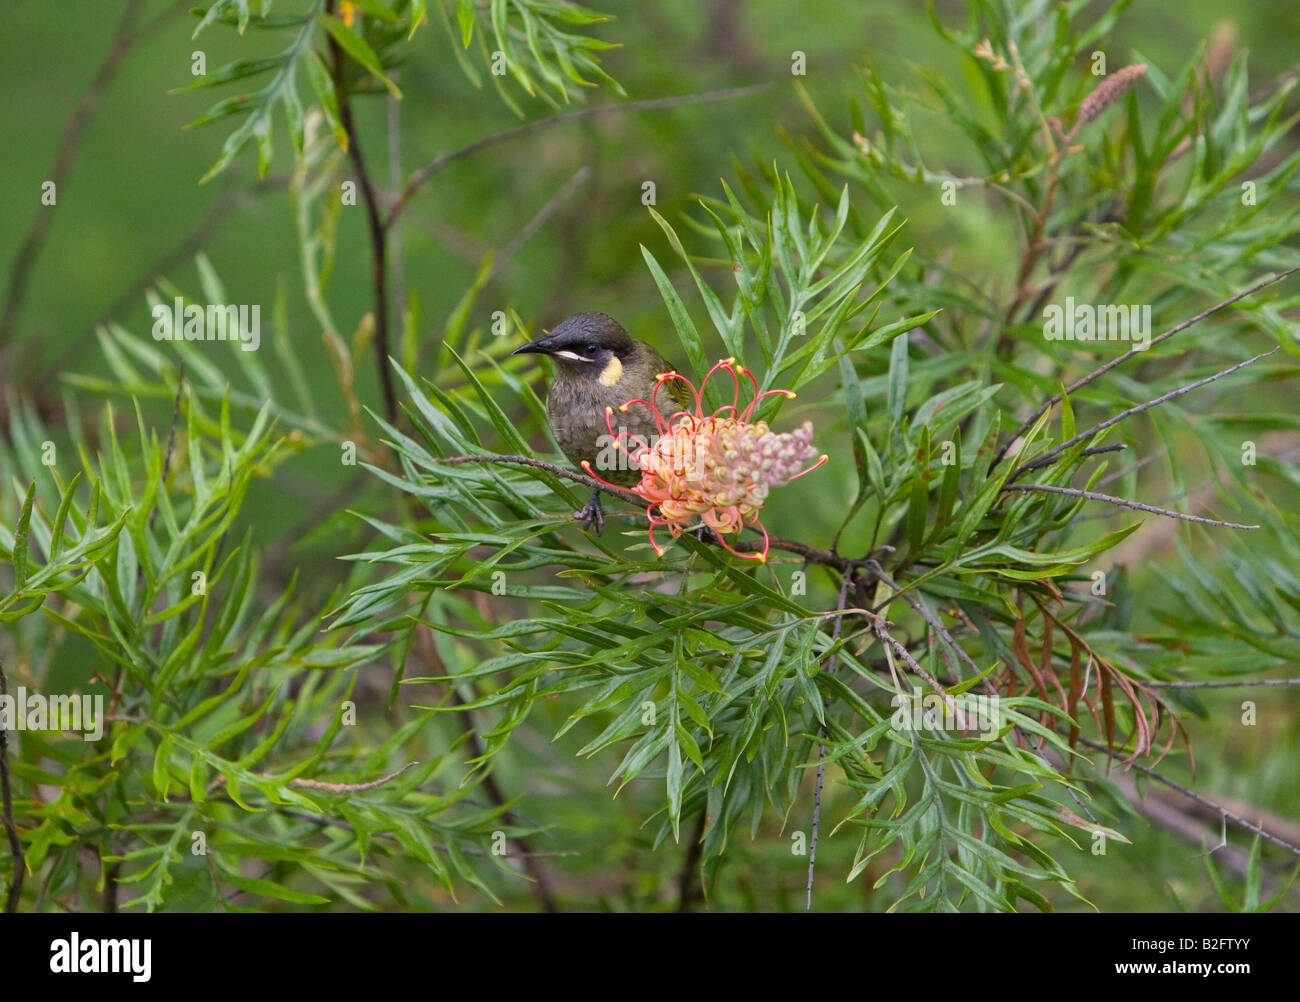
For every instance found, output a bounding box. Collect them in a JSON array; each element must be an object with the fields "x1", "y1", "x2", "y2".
[
  {"x1": 665, "y1": 374, "x2": 694, "y2": 413},
  {"x1": 645, "y1": 347, "x2": 696, "y2": 413}
]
